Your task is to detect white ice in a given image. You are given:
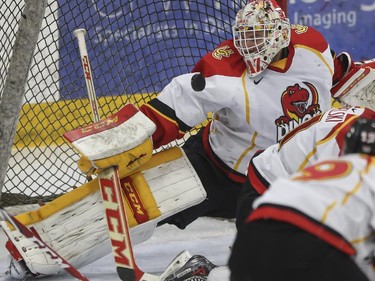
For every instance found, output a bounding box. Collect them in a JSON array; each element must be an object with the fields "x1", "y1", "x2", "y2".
[{"x1": 0, "y1": 217, "x2": 236, "y2": 280}]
